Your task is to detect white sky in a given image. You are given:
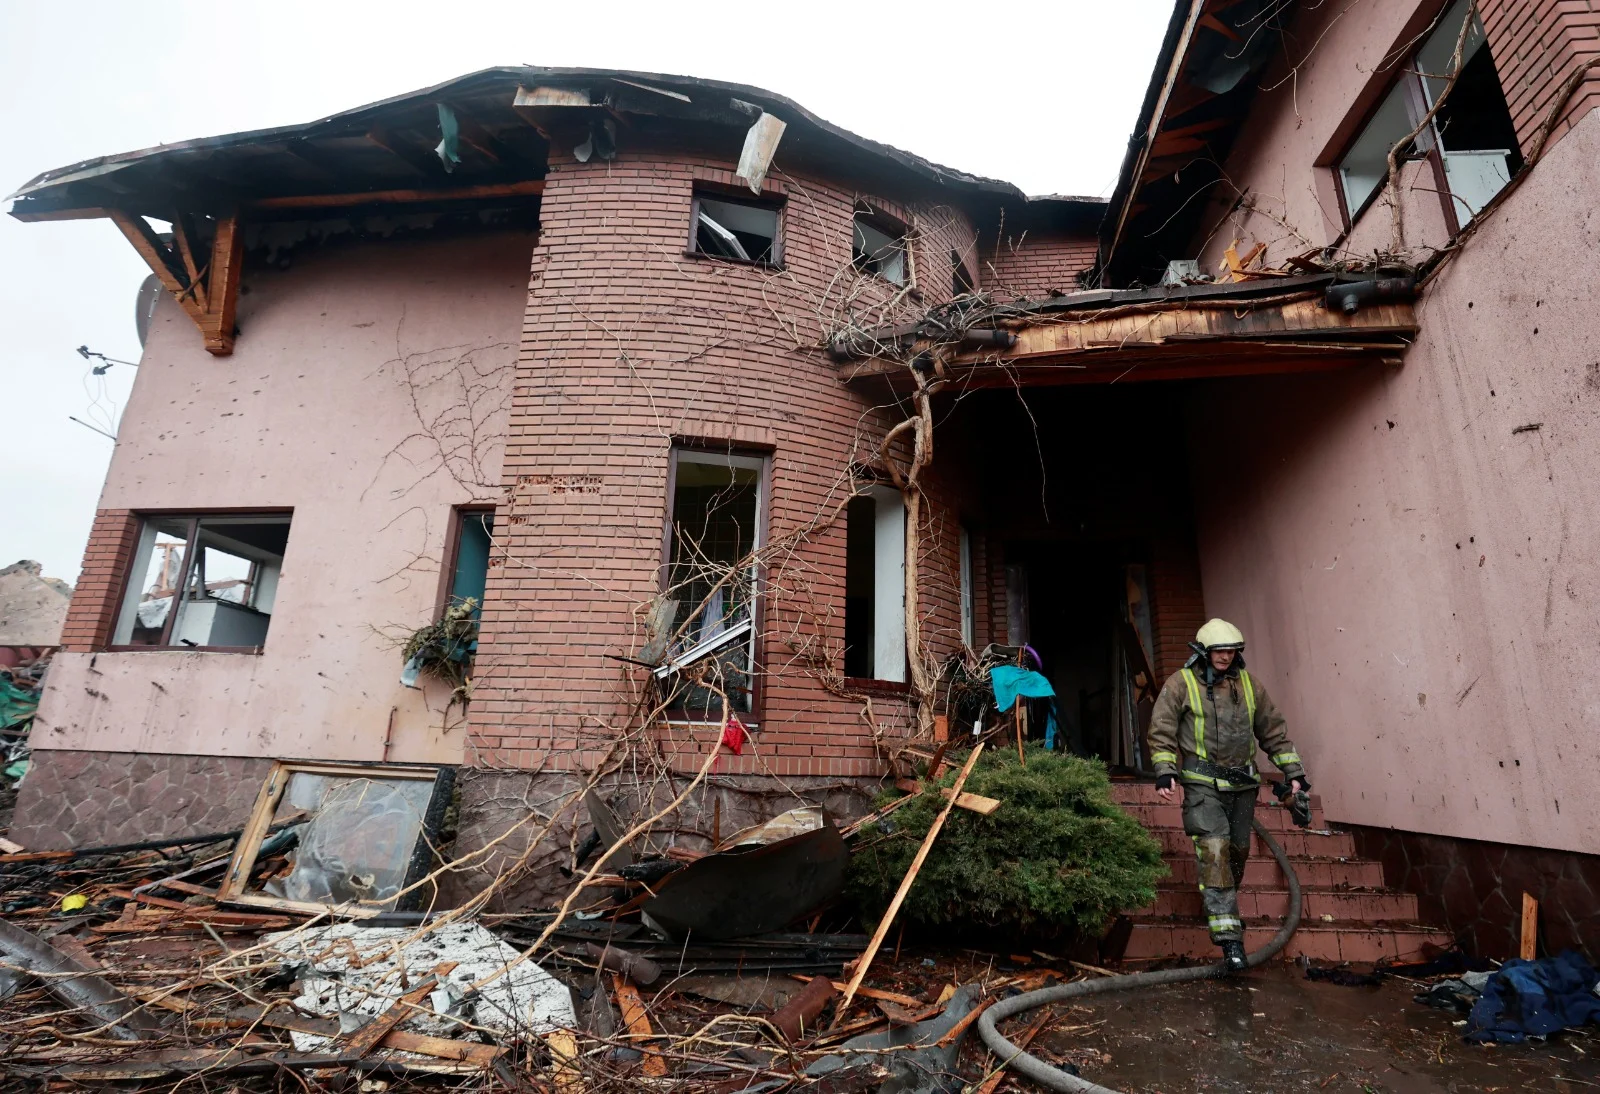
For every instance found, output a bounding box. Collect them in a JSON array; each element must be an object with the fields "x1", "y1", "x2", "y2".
[{"x1": 0, "y1": 0, "x2": 1171, "y2": 582}]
